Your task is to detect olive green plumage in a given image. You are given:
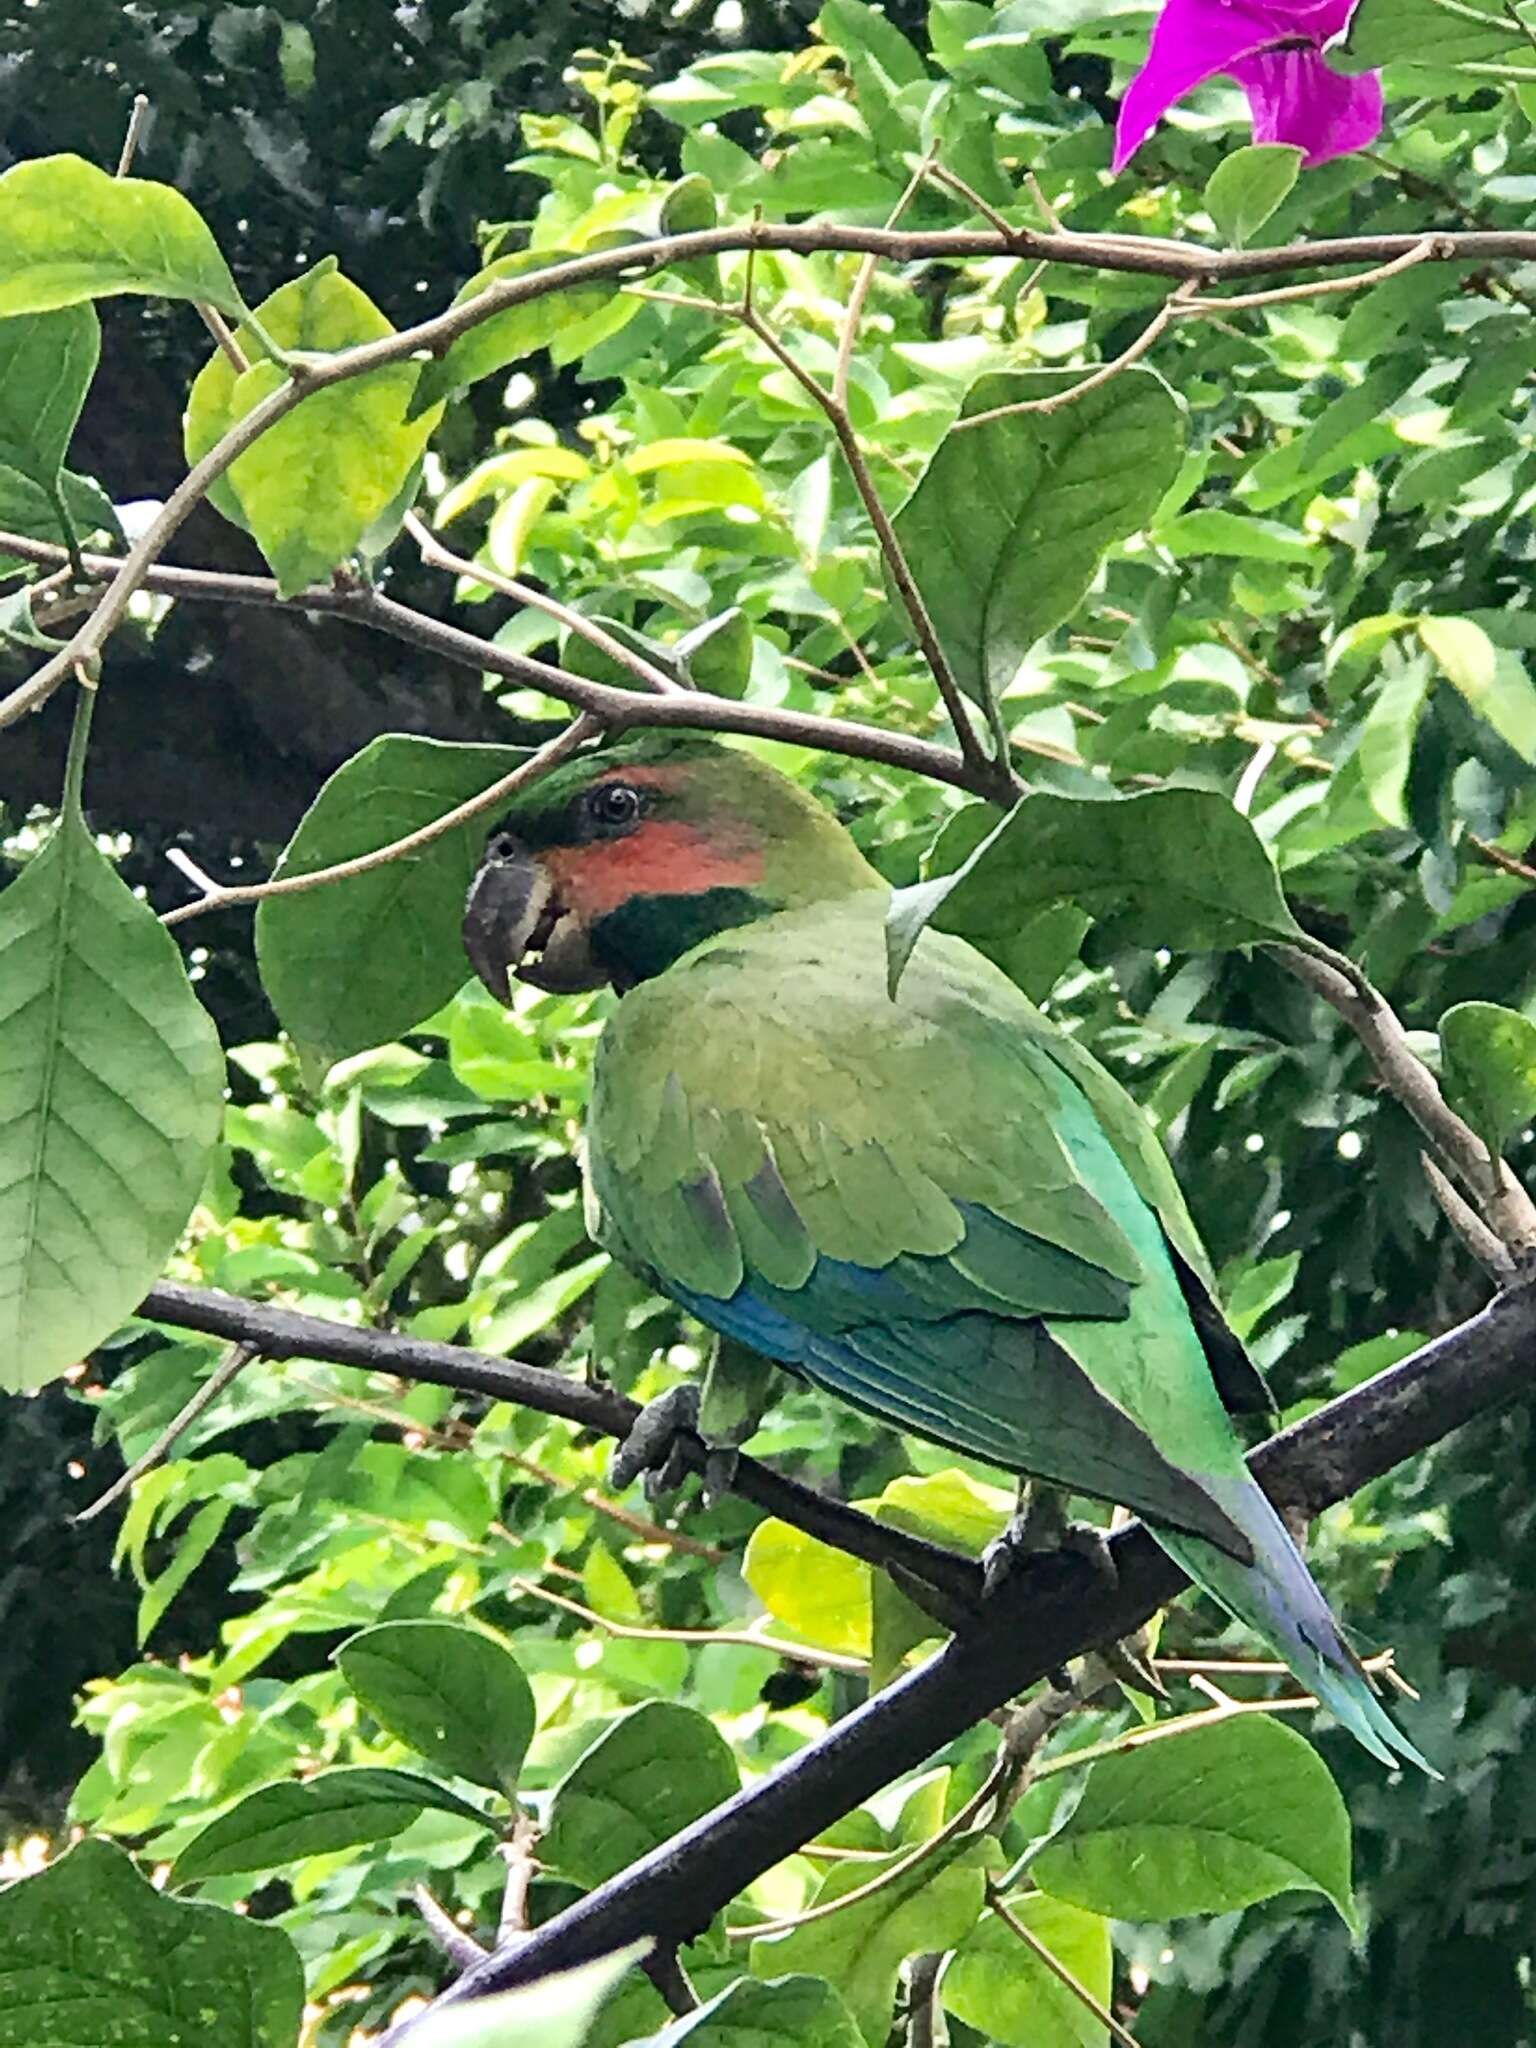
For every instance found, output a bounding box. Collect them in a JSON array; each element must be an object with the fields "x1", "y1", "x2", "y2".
[{"x1": 497, "y1": 736, "x2": 1428, "y2": 1769}]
